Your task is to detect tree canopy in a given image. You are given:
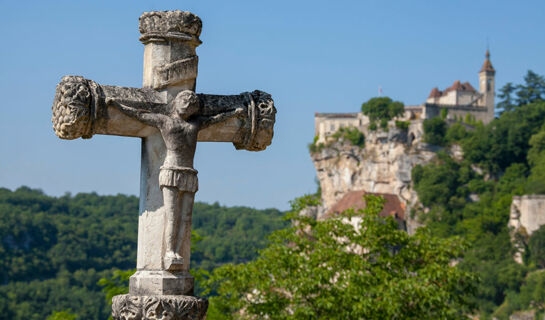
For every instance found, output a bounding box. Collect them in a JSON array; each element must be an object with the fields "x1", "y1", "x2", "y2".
[
  {"x1": 361, "y1": 97, "x2": 404, "y2": 129},
  {"x1": 411, "y1": 71, "x2": 545, "y2": 318},
  {"x1": 0, "y1": 187, "x2": 286, "y2": 319},
  {"x1": 203, "y1": 195, "x2": 476, "y2": 320},
  {"x1": 497, "y1": 70, "x2": 545, "y2": 112}
]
